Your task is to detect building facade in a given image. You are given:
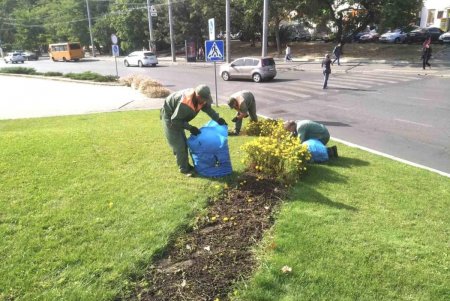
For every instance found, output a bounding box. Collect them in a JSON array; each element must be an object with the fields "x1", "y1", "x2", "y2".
[{"x1": 420, "y1": 0, "x2": 450, "y2": 30}]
